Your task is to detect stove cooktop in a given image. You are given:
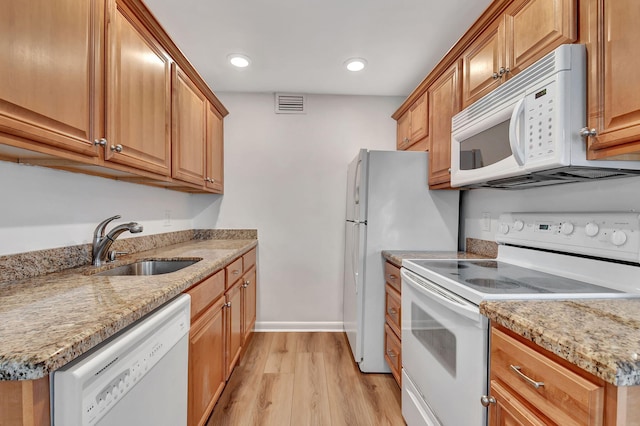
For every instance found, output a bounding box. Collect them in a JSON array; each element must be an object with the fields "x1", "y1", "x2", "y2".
[{"x1": 402, "y1": 258, "x2": 626, "y2": 305}]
